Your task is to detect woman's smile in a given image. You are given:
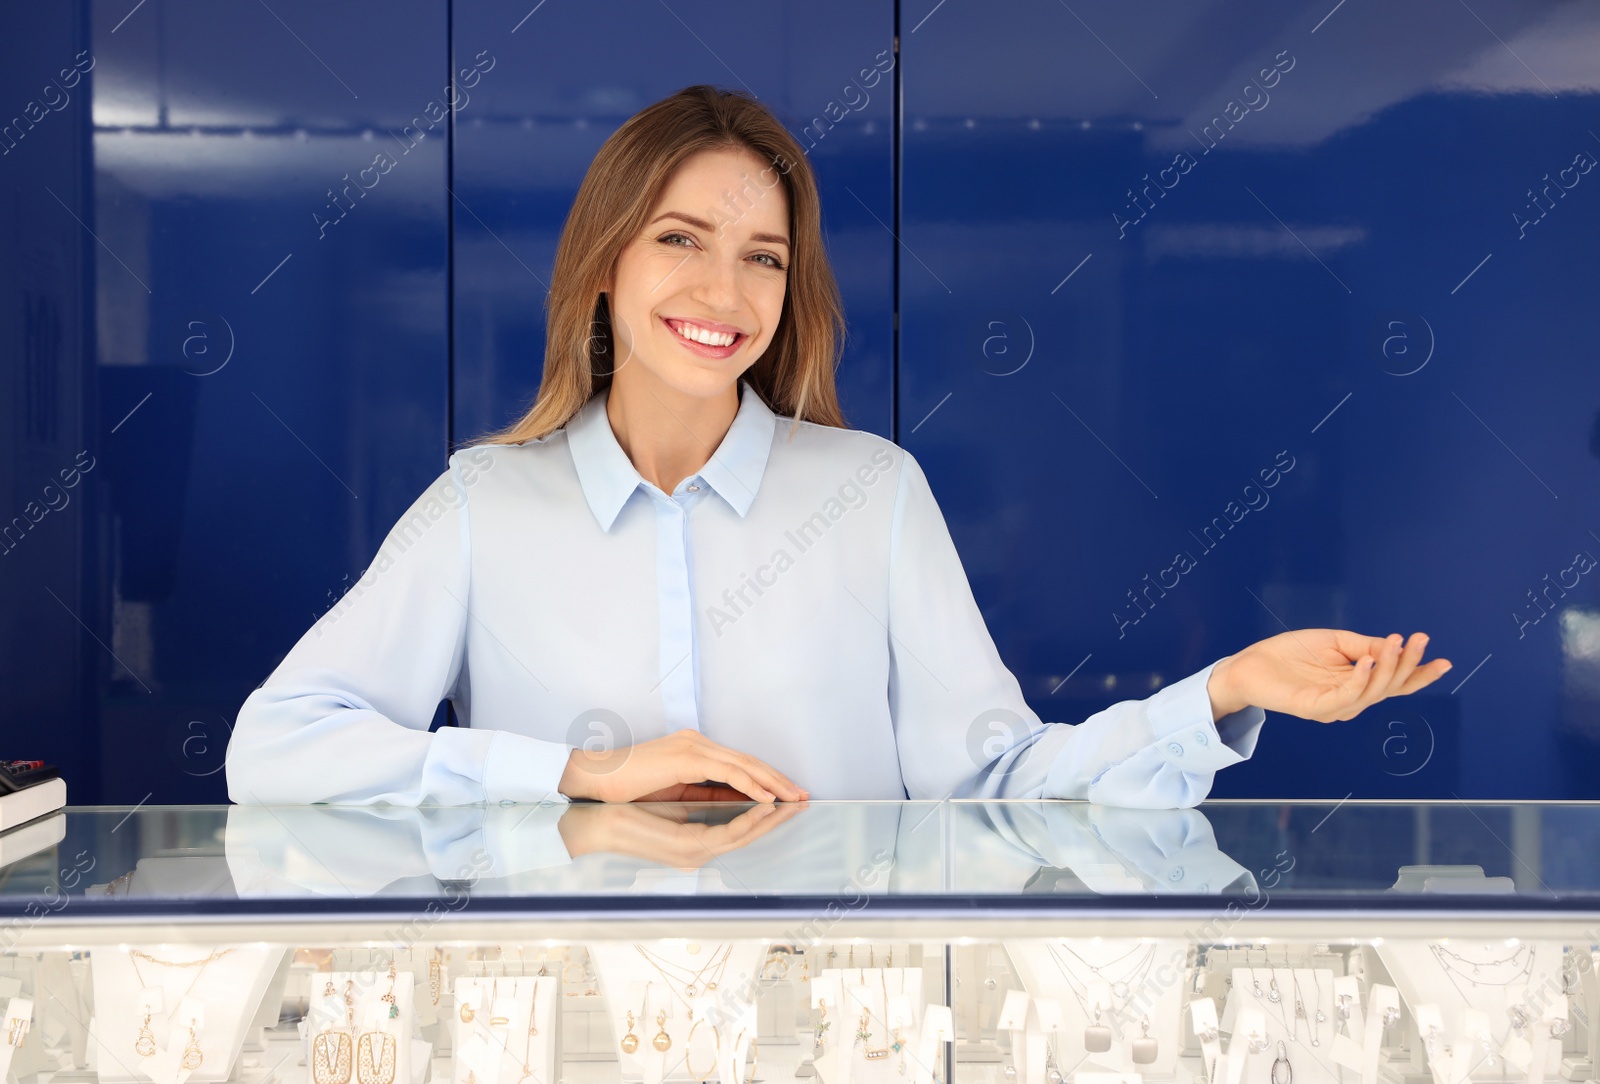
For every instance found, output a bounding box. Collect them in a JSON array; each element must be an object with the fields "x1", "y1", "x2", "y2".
[{"x1": 660, "y1": 314, "x2": 747, "y2": 360}]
